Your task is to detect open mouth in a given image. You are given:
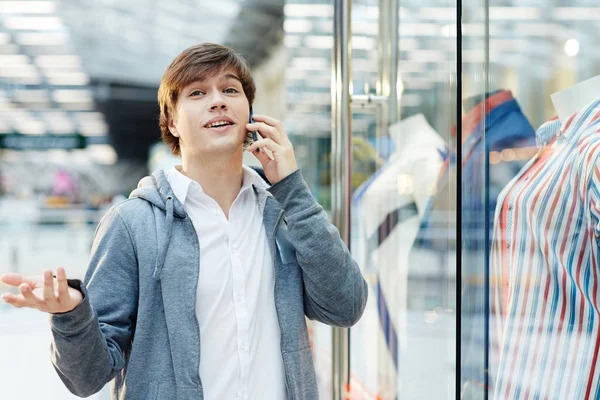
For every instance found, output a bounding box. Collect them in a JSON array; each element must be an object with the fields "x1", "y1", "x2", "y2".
[{"x1": 205, "y1": 121, "x2": 234, "y2": 129}]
